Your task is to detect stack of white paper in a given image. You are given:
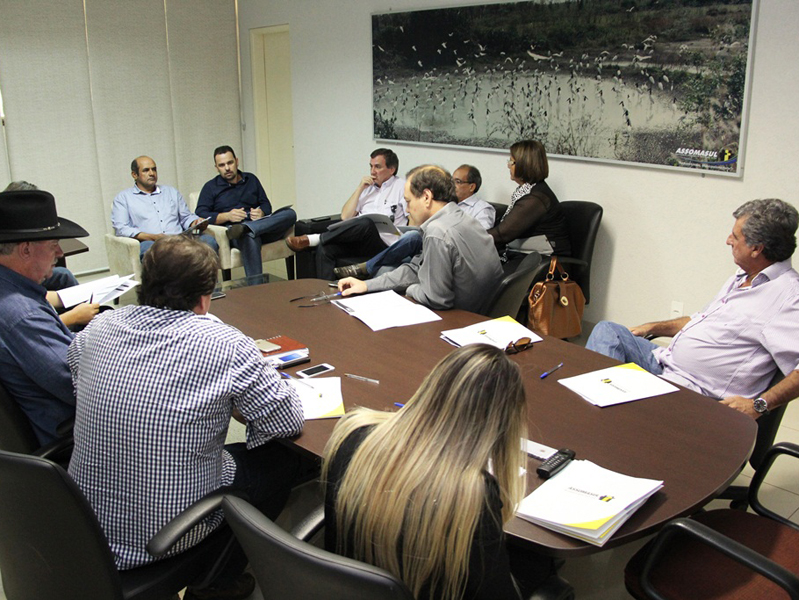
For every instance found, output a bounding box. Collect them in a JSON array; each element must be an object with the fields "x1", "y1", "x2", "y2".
[
  {"x1": 440, "y1": 316, "x2": 542, "y2": 349},
  {"x1": 517, "y1": 460, "x2": 663, "y2": 546},
  {"x1": 559, "y1": 363, "x2": 678, "y2": 407},
  {"x1": 57, "y1": 274, "x2": 138, "y2": 307},
  {"x1": 332, "y1": 290, "x2": 441, "y2": 331}
]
